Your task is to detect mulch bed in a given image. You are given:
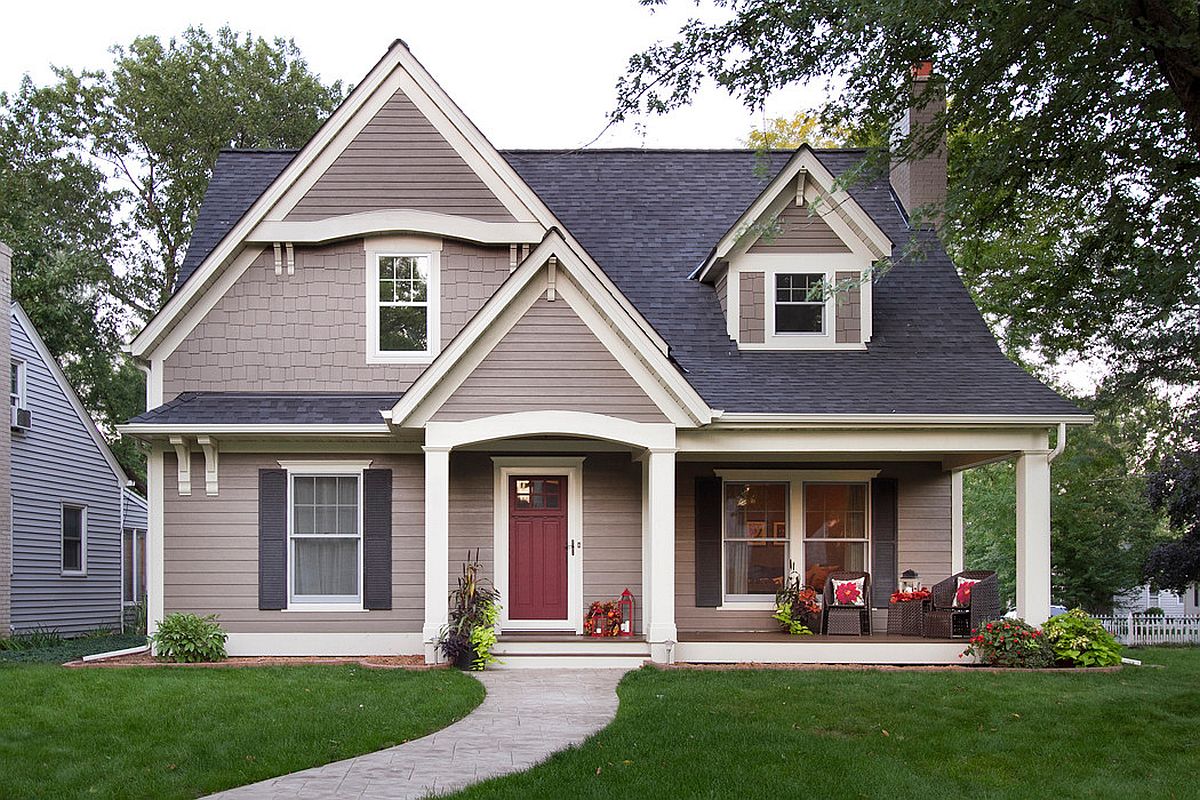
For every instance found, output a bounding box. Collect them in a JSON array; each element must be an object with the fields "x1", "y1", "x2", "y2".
[
  {"x1": 665, "y1": 661, "x2": 1124, "y2": 674},
  {"x1": 65, "y1": 653, "x2": 437, "y2": 670}
]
